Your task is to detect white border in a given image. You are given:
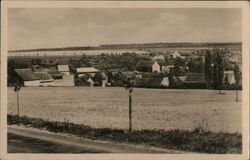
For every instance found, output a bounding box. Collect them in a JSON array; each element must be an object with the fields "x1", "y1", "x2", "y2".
[{"x1": 1, "y1": 1, "x2": 249, "y2": 160}]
